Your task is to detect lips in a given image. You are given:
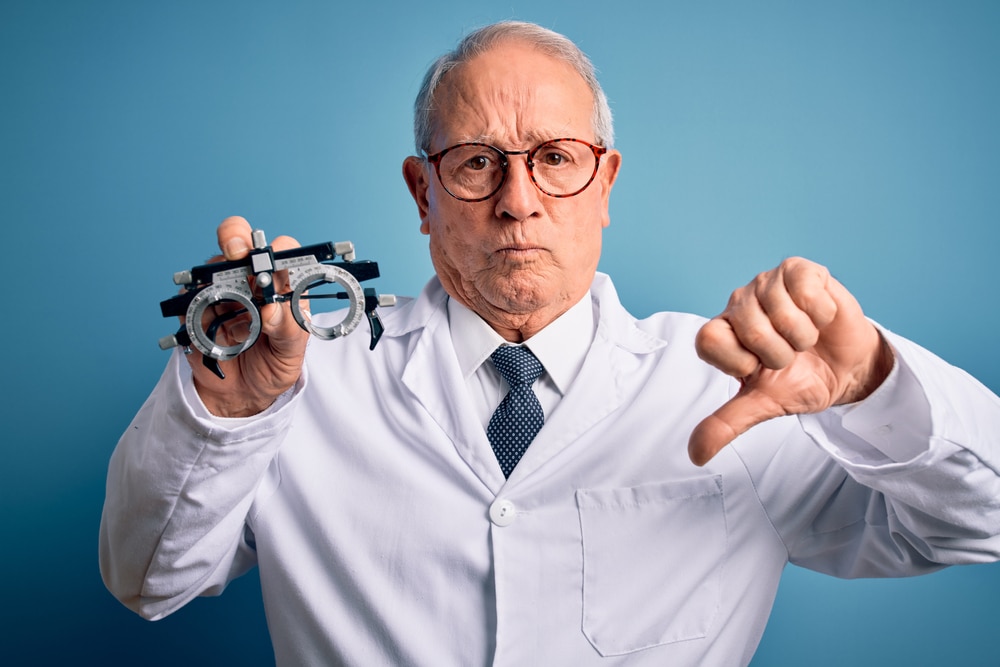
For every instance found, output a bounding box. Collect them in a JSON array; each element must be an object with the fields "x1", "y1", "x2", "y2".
[
  {"x1": 496, "y1": 240, "x2": 543, "y2": 252},
  {"x1": 497, "y1": 246, "x2": 544, "y2": 260}
]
